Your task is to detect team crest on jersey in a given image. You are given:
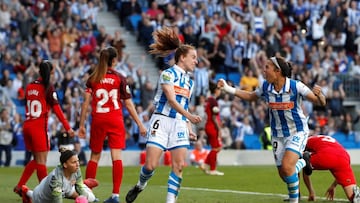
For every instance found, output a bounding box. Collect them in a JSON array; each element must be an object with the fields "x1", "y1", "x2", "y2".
[
  {"x1": 162, "y1": 72, "x2": 172, "y2": 82},
  {"x1": 52, "y1": 92, "x2": 58, "y2": 100},
  {"x1": 126, "y1": 85, "x2": 131, "y2": 94}
]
